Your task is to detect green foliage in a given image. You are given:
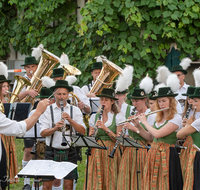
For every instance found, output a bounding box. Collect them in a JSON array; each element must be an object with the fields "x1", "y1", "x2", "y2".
[{"x1": 1, "y1": 0, "x2": 200, "y2": 86}]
